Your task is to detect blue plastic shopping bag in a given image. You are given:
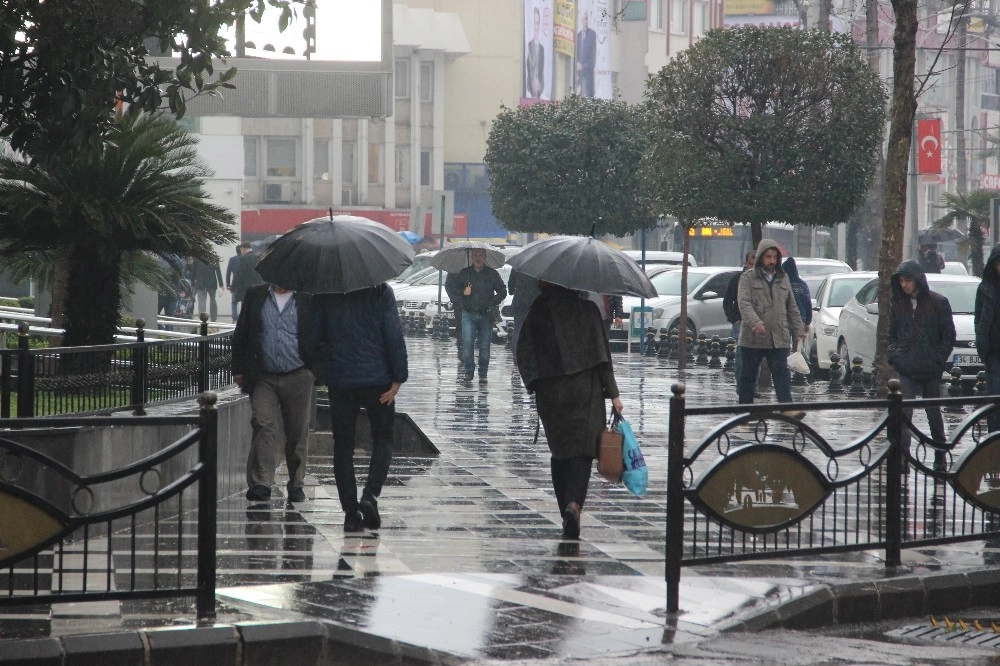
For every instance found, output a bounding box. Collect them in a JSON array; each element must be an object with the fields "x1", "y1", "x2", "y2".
[{"x1": 617, "y1": 417, "x2": 648, "y2": 496}]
